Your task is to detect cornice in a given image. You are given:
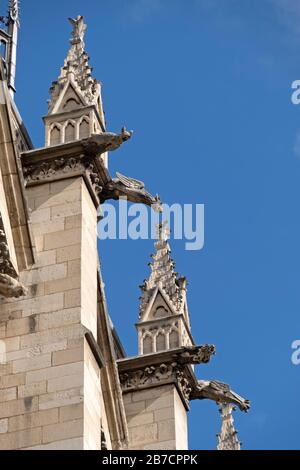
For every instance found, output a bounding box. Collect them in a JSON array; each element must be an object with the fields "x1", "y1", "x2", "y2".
[{"x1": 117, "y1": 345, "x2": 215, "y2": 410}]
